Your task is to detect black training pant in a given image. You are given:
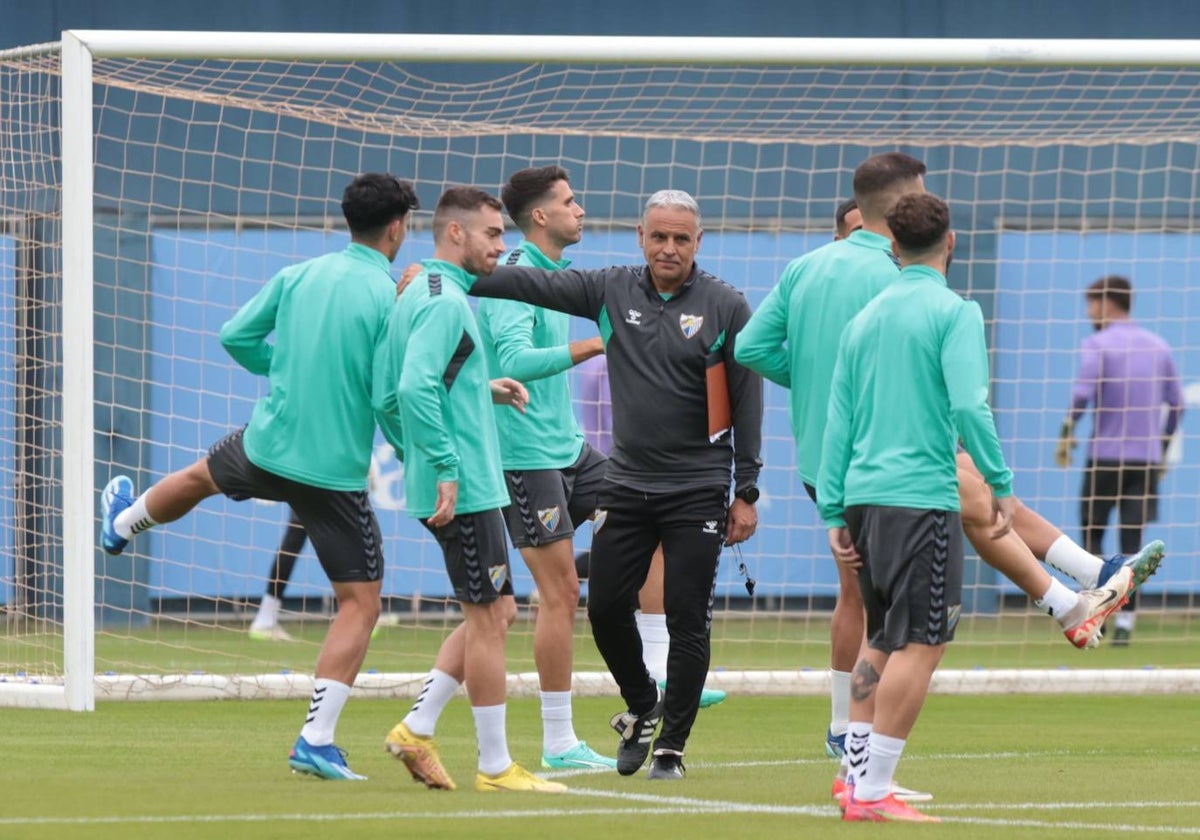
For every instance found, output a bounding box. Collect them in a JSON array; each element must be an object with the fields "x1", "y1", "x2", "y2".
[{"x1": 586, "y1": 479, "x2": 726, "y2": 755}]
